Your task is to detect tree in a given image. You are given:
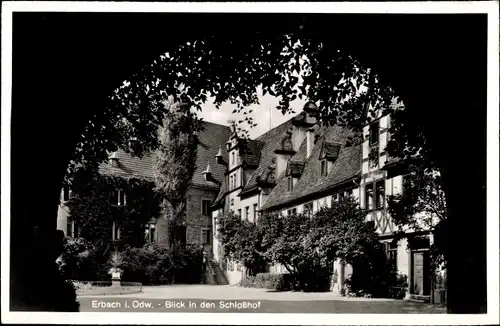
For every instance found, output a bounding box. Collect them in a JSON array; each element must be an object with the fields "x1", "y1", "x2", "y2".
[
  {"x1": 216, "y1": 212, "x2": 268, "y2": 276},
  {"x1": 153, "y1": 100, "x2": 200, "y2": 246},
  {"x1": 256, "y1": 198, "x2": 393, "y2": 293},
  {"x1": 387, "y1": 164, "x2": 447, "y2": 271}
]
